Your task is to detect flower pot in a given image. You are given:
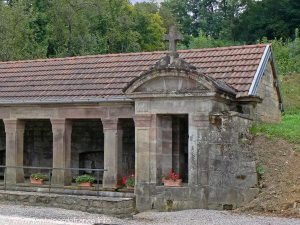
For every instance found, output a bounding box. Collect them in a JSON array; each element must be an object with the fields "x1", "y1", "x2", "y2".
[
  {"x1": 78, "y1": 182, "x2": 93, "y2": 187},
  {"x1": 163, "y1": 179, "x2": 182, "y2": 187},
  {"x1": 30, "y1": 178, "x2": 44, "y2": 185},
  {"x1": 126, "y1": 186, "x2": 135, "y2": 190}
]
